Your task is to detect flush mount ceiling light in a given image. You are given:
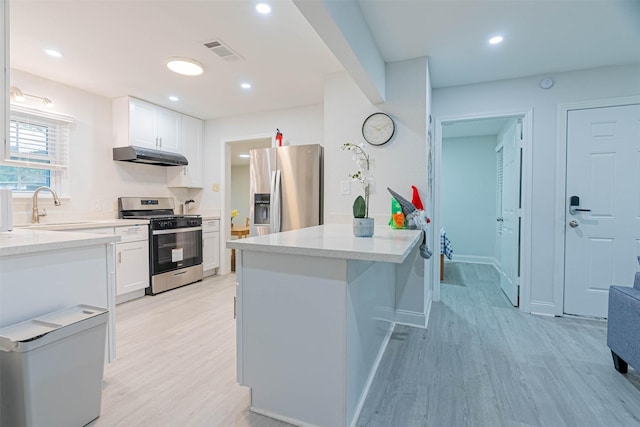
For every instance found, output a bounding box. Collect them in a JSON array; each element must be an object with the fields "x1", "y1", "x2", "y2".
[
  {"x1": 166, "y1": 58, "x2": 204, "y2": 76},
  {"x1": 240, "y1": 82, "x2": 252, "y2": 89},
  {"x1": 169, "y1": 95, "x2": 179, "y2": 102},
  {"x1": 239, "y1": 154, "x2": 250, "y2": 158},
  {"x1": 256, "y1": 3, "x2": 271, "y2": 14},
  {"x1": 44, "y1": 48, "x2": 63, "y2": 58},
  {"x1": 489, "y1": 36, "x2": 504, "y2": 45}
]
